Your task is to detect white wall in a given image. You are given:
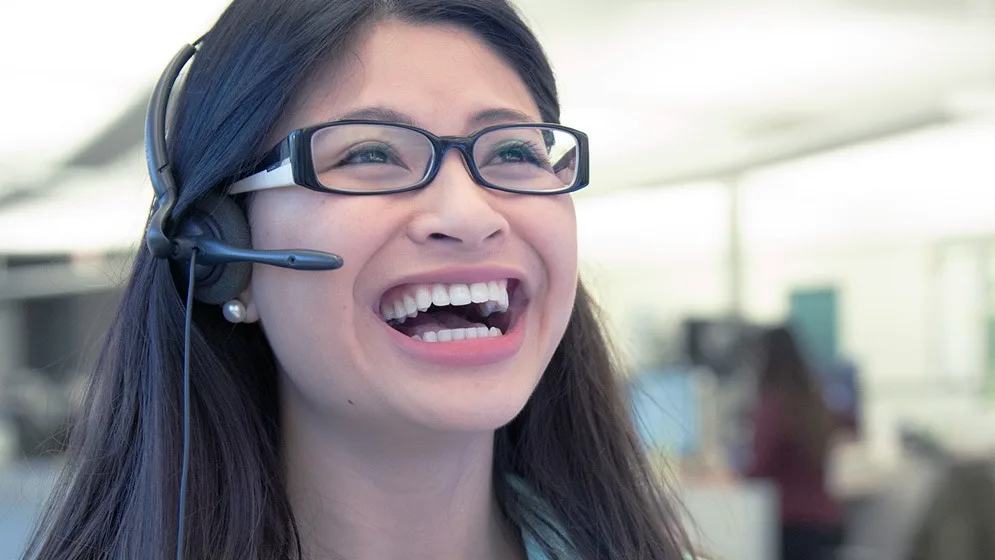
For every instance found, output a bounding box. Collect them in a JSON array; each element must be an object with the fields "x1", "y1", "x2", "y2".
[
  {"x1": 735, "y1": 116, "x2": 995, "y2": 387},
  {"x1": 577, "y1": 182, "x2": 731, "y2": 365},
  {"x1": 743, "y1": 242, "x2": 935, "y2": 382},
  {"x1": 577, "y1": 116, "x2": 995, "y2": 453}
]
